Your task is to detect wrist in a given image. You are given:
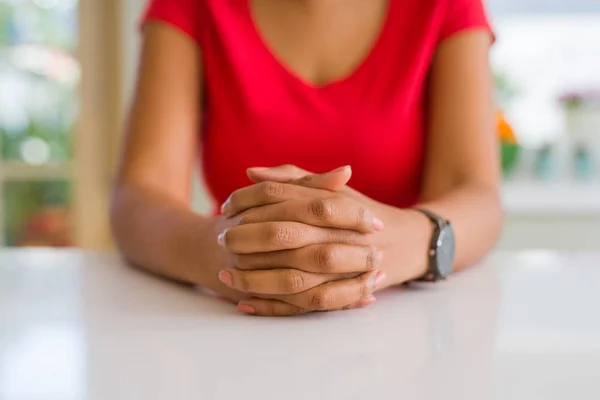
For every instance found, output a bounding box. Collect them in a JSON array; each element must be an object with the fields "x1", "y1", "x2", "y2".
[
  {"x1": 378, "y1": 208, "x2": 431, "y2": 286},
  {"x1": 402, "y1": 209, "x2": 432, "y2": 281},
  {"x1": 185, "y1": 215, "x2": 228, "y2": 285},
  {"x1": 188, "y1": 216, "x2": 248, "y2": 301}
]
